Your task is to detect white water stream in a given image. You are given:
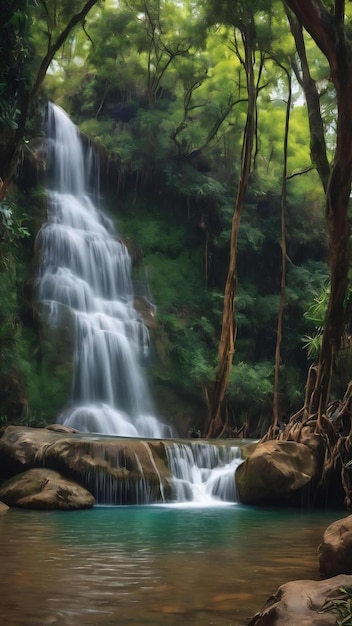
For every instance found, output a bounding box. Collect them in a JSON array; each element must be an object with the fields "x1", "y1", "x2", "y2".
[
  {"x1": 36, "y1": 103, "x2": 242, "y2": 504},
  {"x1": 37, "y1": 103, "x2": 170, "y2": 438},
  {"x1": 165, "y1": 442, "x2": 242, "y2": 505}
]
